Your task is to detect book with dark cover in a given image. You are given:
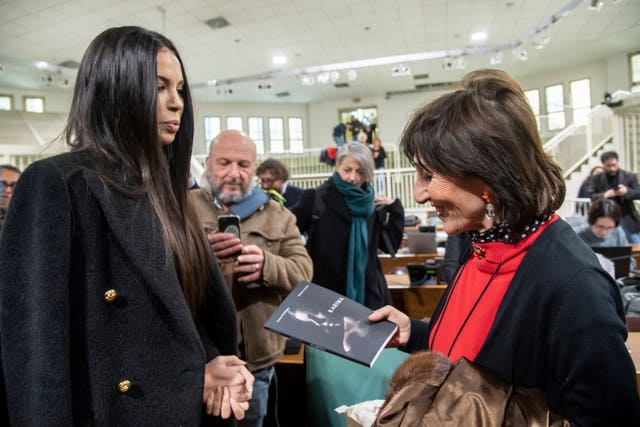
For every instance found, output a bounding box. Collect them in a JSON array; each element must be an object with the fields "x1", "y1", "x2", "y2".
[{"x1": 264, "y1": 281, "x2": 398, "y2": 367}]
